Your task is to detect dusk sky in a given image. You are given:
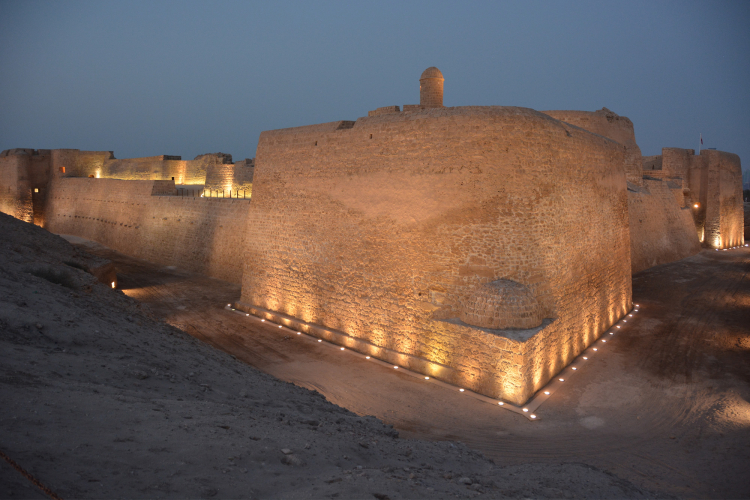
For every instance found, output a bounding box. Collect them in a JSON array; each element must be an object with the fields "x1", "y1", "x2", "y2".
[{"x1": 1, "y1": 1, "x2": 748, "y2": 175}]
